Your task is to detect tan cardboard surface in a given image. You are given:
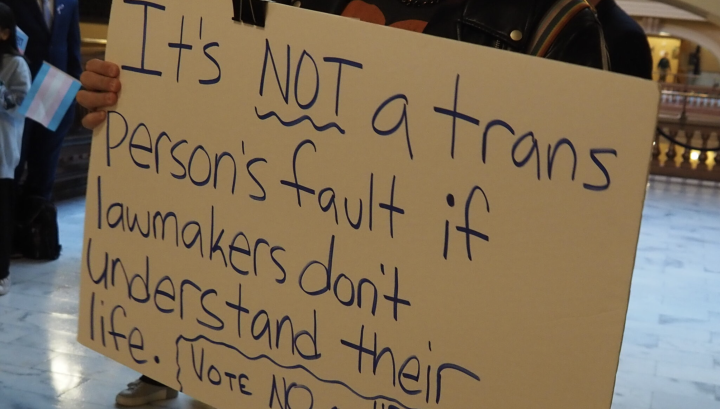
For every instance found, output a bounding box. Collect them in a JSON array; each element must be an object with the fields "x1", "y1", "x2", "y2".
[{"x1": 78, "y1": 1, "x2": 660, "y2": 408}]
